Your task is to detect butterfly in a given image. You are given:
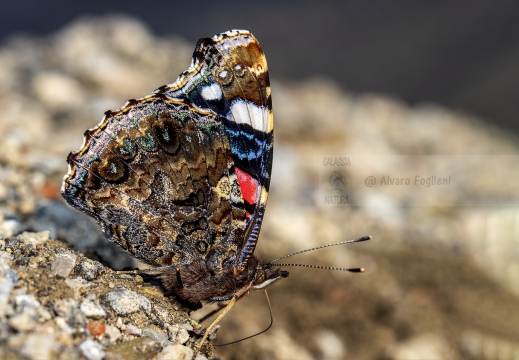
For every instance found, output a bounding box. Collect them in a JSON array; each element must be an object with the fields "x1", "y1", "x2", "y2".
[{"x1": 61, "y1": 29, "x2": 369, "y2": 354}]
